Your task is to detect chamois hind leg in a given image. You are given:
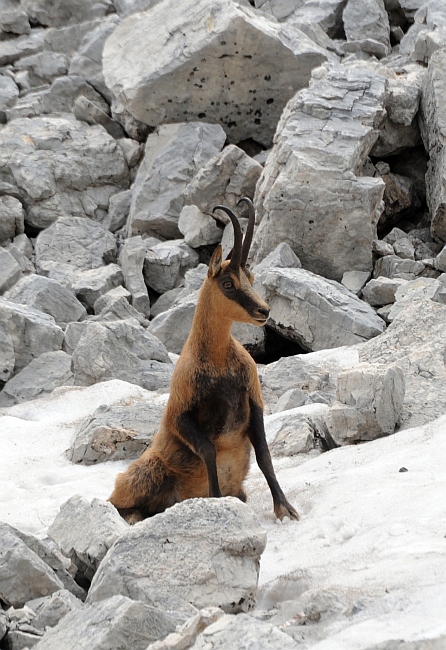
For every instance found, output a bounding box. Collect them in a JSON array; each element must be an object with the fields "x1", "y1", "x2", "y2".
[{"x1": 109, "y1": 453, "x2": 176, "y2": 523}]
